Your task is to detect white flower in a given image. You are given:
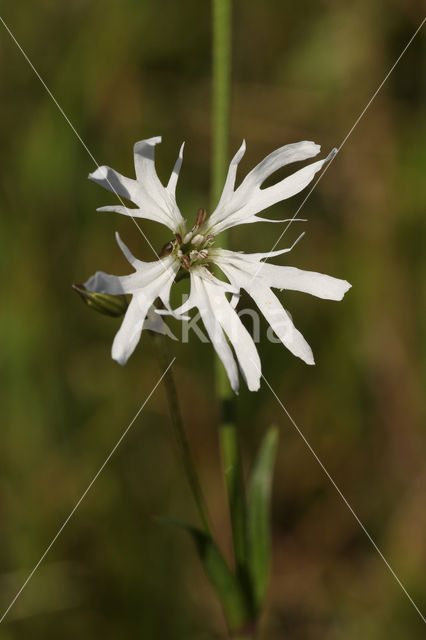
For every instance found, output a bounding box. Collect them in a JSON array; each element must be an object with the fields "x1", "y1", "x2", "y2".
[{"x1": 84, "y1": 136, "x2": 351, "y2": 392}]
